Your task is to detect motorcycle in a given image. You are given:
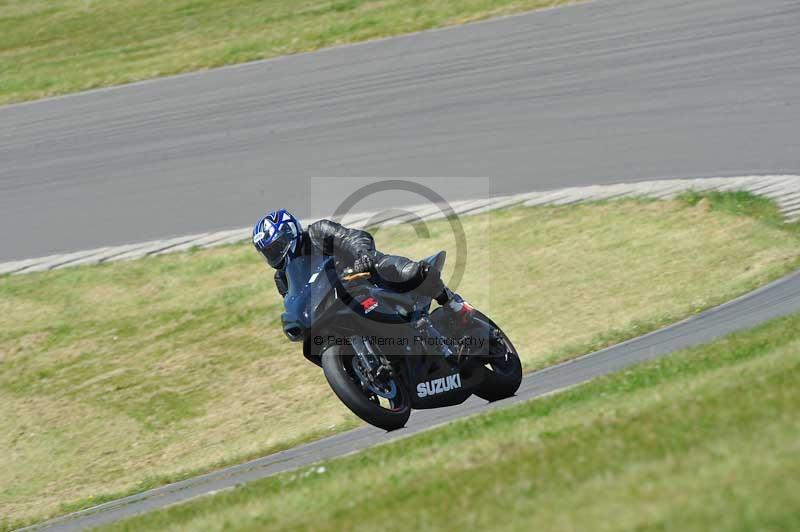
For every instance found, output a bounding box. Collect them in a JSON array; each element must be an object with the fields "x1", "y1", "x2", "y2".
[{"x1": 280, "y1": 251, "x2": 522, "y2": 431}]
